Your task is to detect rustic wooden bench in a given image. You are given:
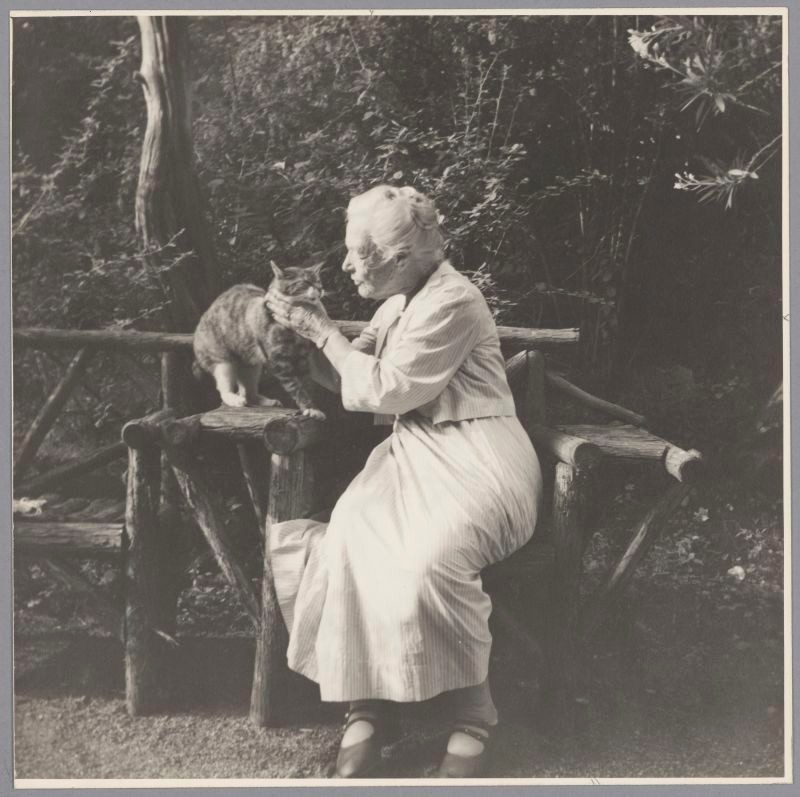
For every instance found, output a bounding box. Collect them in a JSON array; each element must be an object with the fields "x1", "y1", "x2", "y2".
[
  {"x1": 13, "y1": 325, "x2": 702, "y2": 731},
  {"x1": 117, "y1": 358, "x2": 701, "y2": 728}
]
